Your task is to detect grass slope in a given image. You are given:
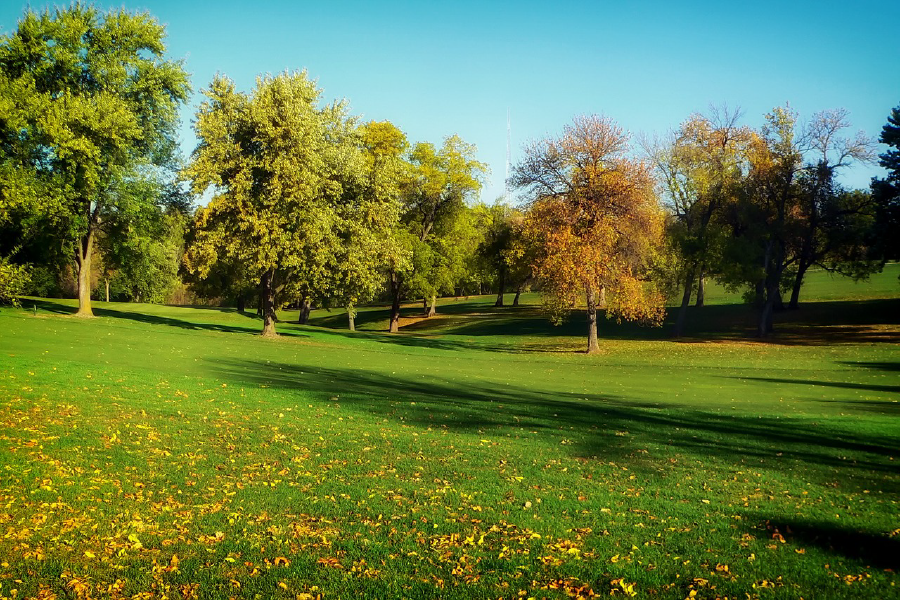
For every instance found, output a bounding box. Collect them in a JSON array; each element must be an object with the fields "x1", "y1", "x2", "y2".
[{"x1": 0, "y1": 267, "x2": 898, "y2": 599}]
